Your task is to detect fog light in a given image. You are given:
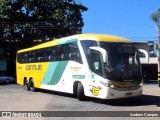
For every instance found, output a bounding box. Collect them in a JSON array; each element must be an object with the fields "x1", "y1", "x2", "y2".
[
  {"x1": 100, "y1": 81, "x2": 113, "y2": 87},
  {"x1": 138, "y1": 82, "x2": 143, "y2": 87}
]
